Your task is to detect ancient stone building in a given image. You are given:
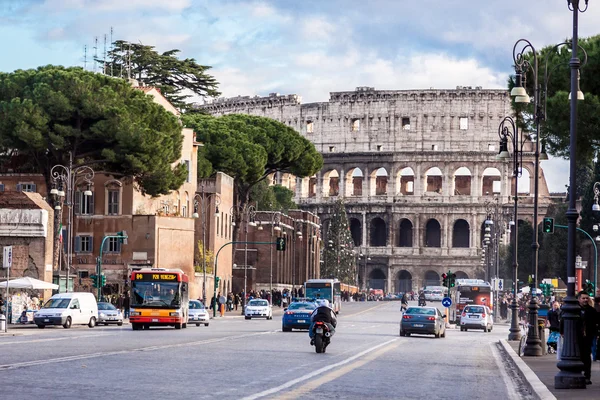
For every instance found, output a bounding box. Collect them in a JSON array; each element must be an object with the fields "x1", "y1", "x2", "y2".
[{"x1": 202, "y1": 86, "x2": 552, "y2": 293}]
